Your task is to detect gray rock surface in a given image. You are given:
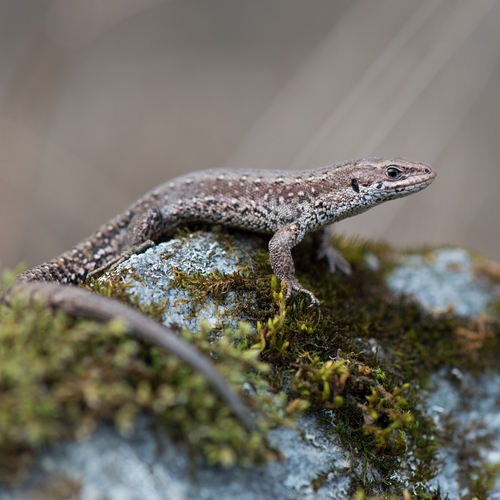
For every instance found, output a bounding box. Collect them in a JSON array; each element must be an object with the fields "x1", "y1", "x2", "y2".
[
  {"x1": 104, "y1": 232, "x2": 260, "y2": 333},
  {"x1": 387, "y1": 247, "x2": 499, "y2": 317},
  {"x1": 0, "y1": 414, "x2": 351, "y2": 500},
  {"x1": 425, "y1": 370, "x2": 500, "y2": 498},
  {"x1": 387, "y1": 247, "x2": 500, "y2": 496}
]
